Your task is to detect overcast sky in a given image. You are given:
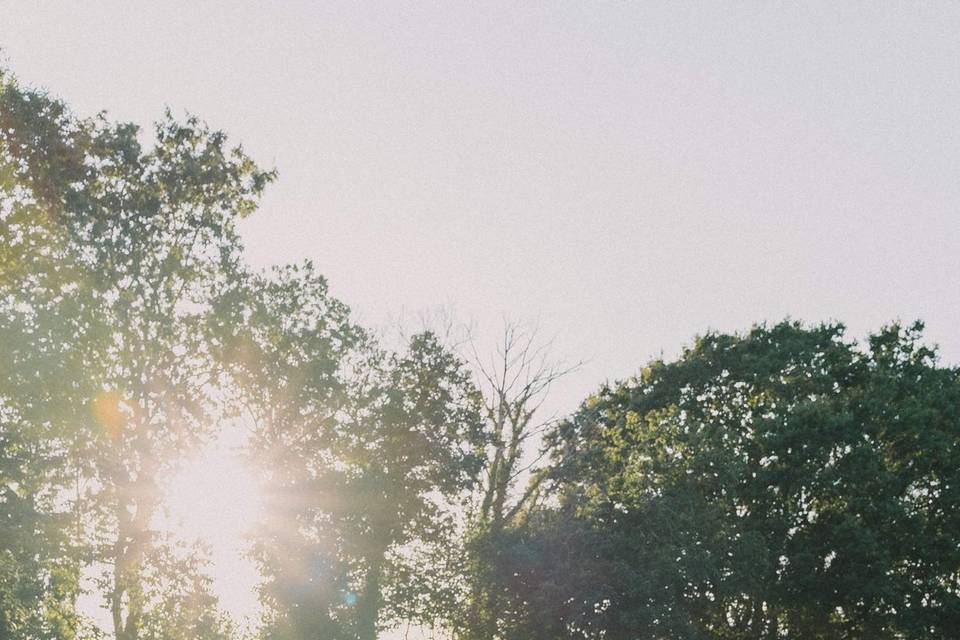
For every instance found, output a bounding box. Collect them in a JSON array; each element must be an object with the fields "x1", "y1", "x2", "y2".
[{"x1": 5, "y1": 2, "x2": 960, "y2": 413}]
